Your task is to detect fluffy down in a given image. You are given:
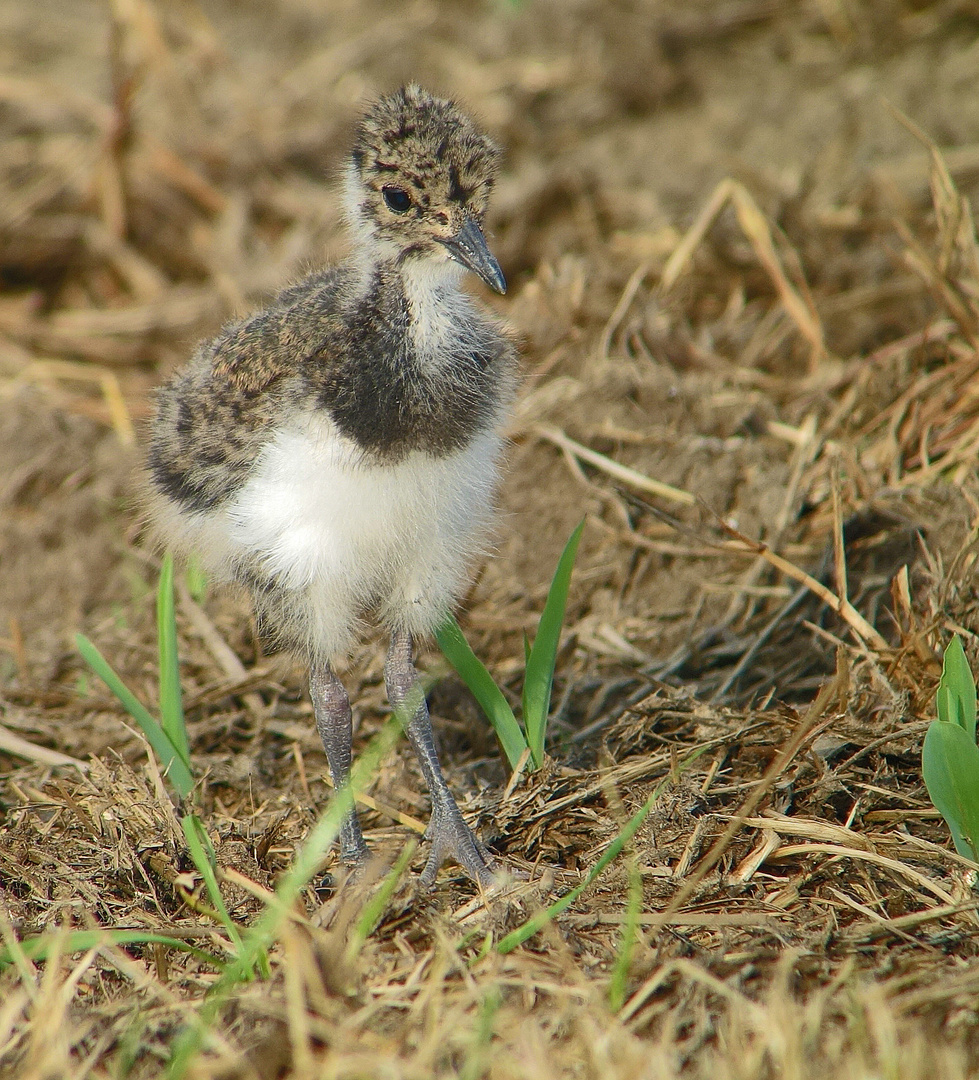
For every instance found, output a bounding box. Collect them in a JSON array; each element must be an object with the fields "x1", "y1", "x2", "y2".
[{"x1": 154, "y1": 410, "x2": 506, "y2": 662}]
